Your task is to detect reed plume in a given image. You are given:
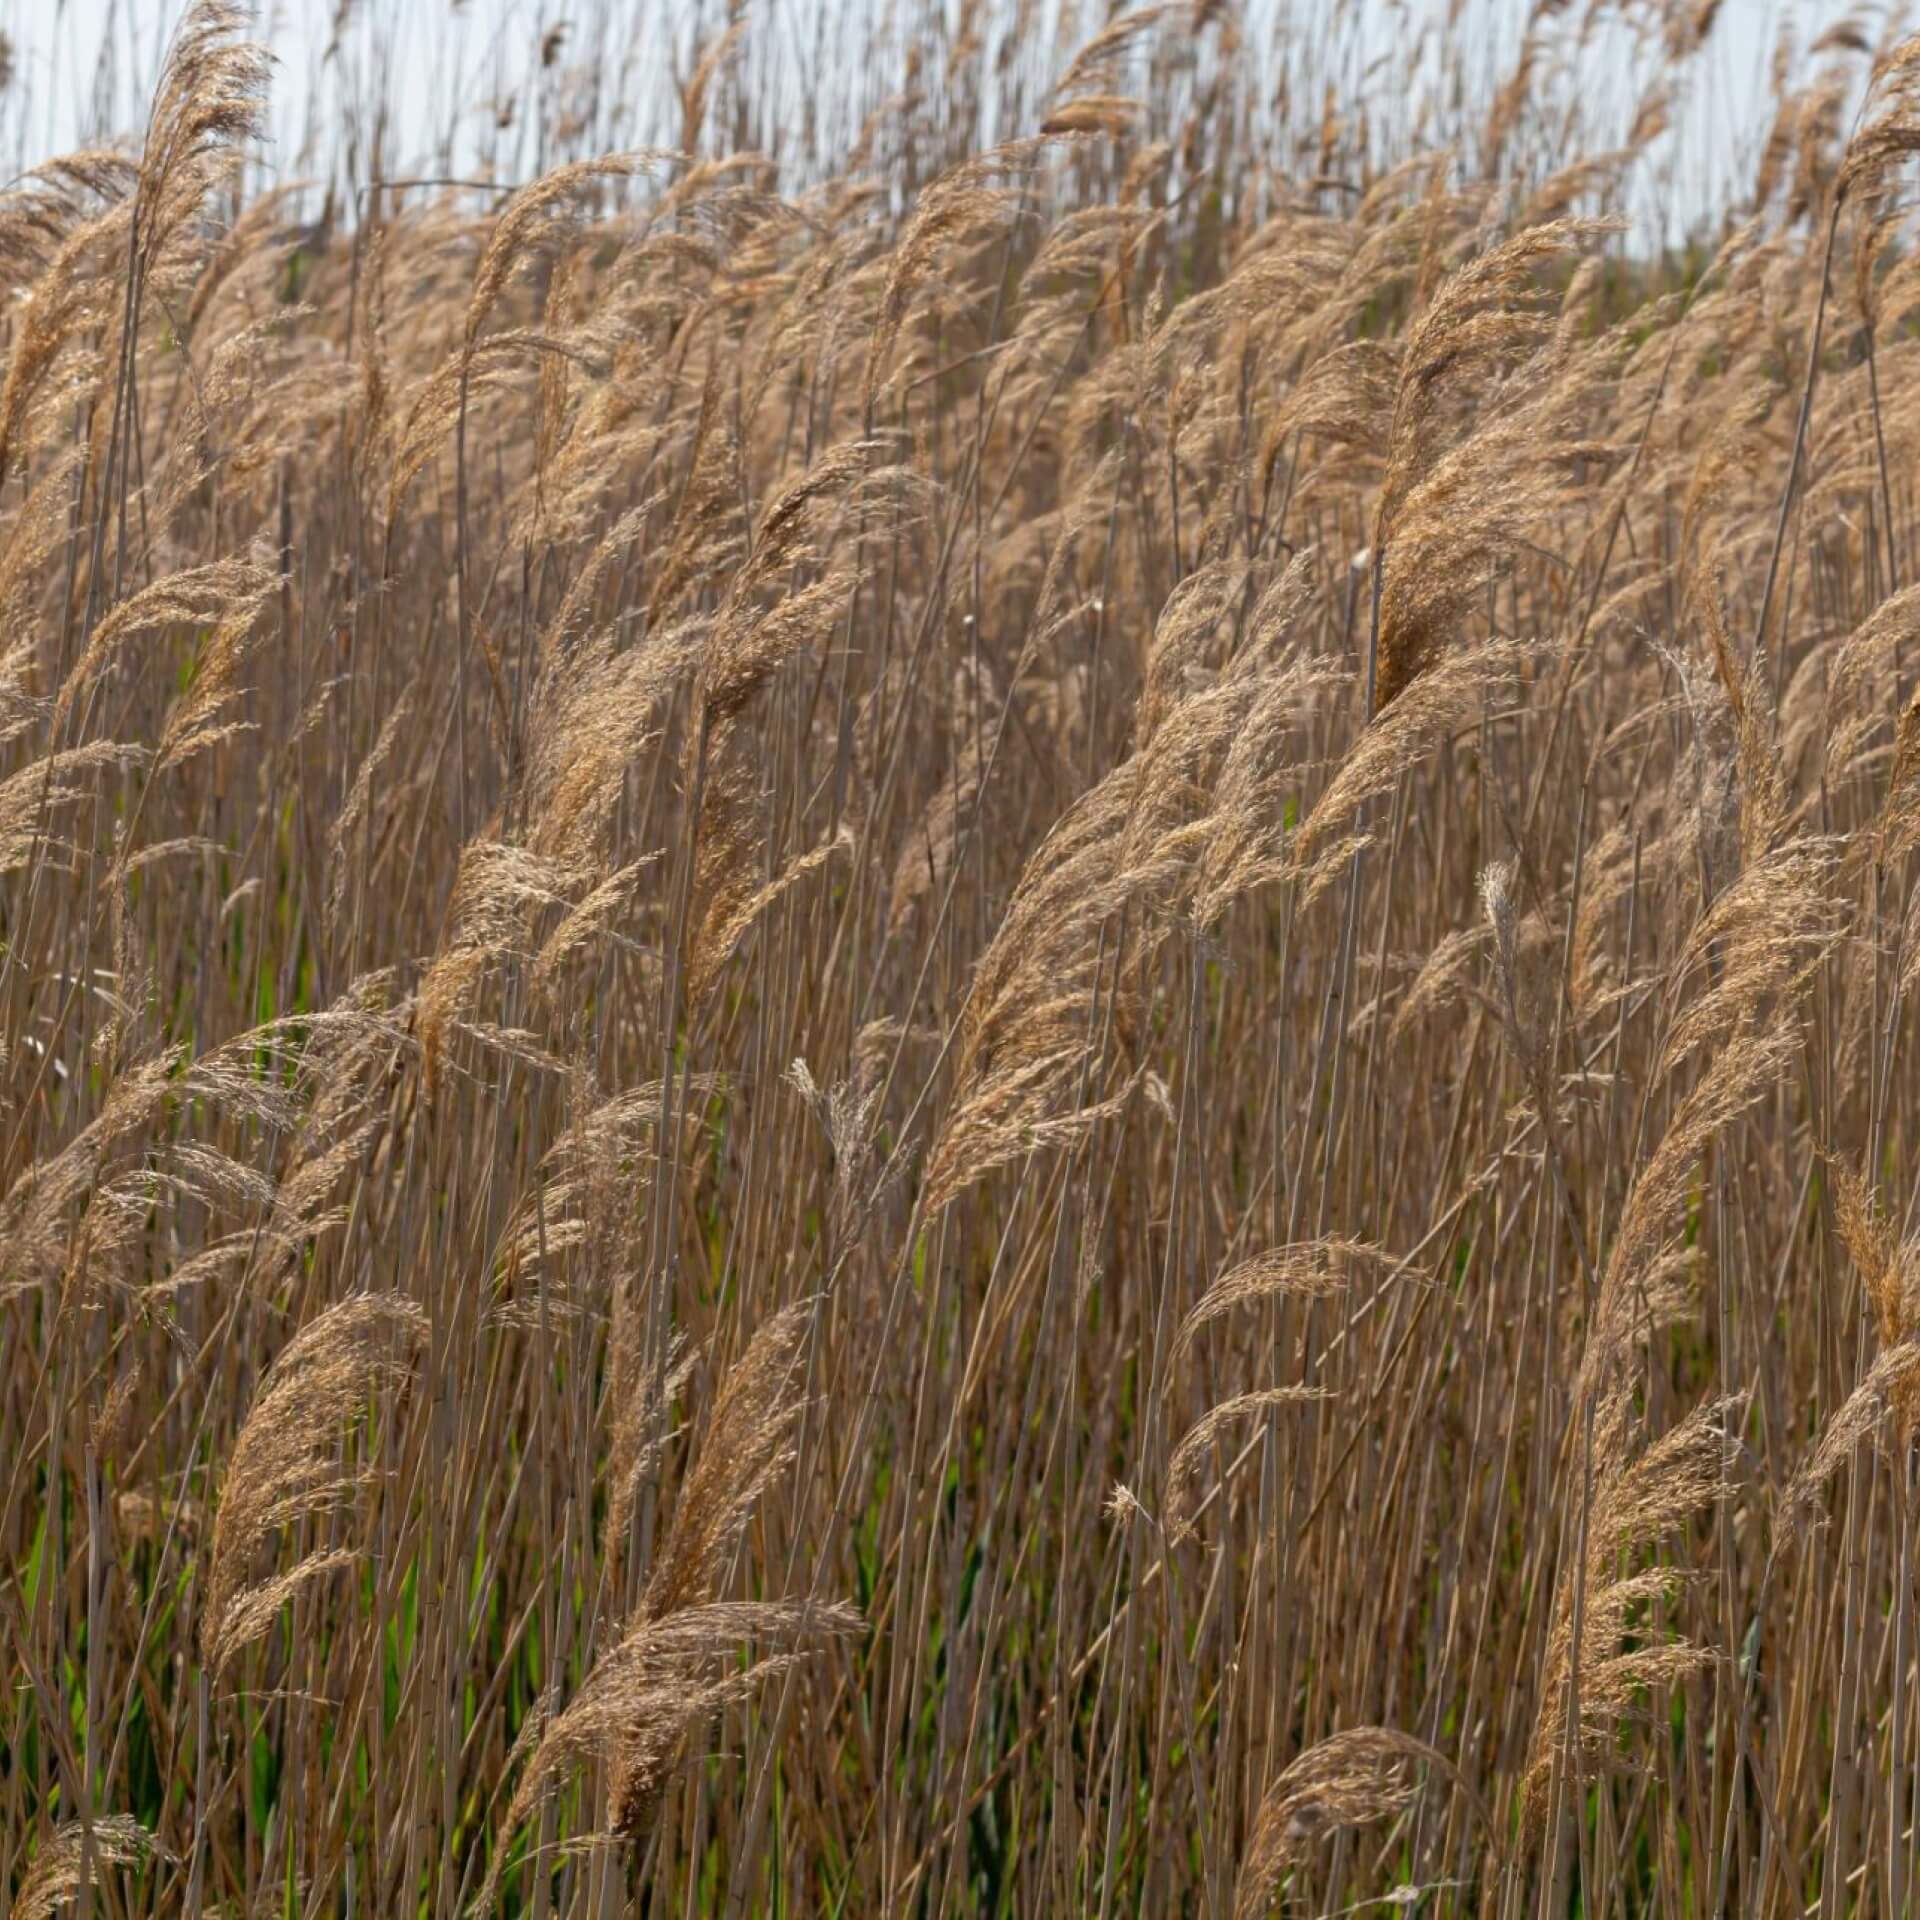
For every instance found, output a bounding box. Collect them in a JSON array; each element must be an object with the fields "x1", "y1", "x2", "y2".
[{"x1": 200, "y1": 1294, "x2": 426, "y2": 1675}]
